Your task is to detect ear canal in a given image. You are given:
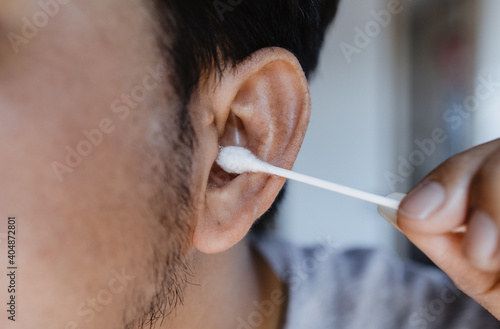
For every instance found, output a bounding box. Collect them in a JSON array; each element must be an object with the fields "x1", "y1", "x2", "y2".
[
  {"x1": 208, "y1": 162, "x2": 237, "y2": 188},
  {"x1": 219, "y1": 112, "x2": 248, "y2": 148},
  {"x1": 209, "y1": 113, "x2": 251, "y2": 188}
]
